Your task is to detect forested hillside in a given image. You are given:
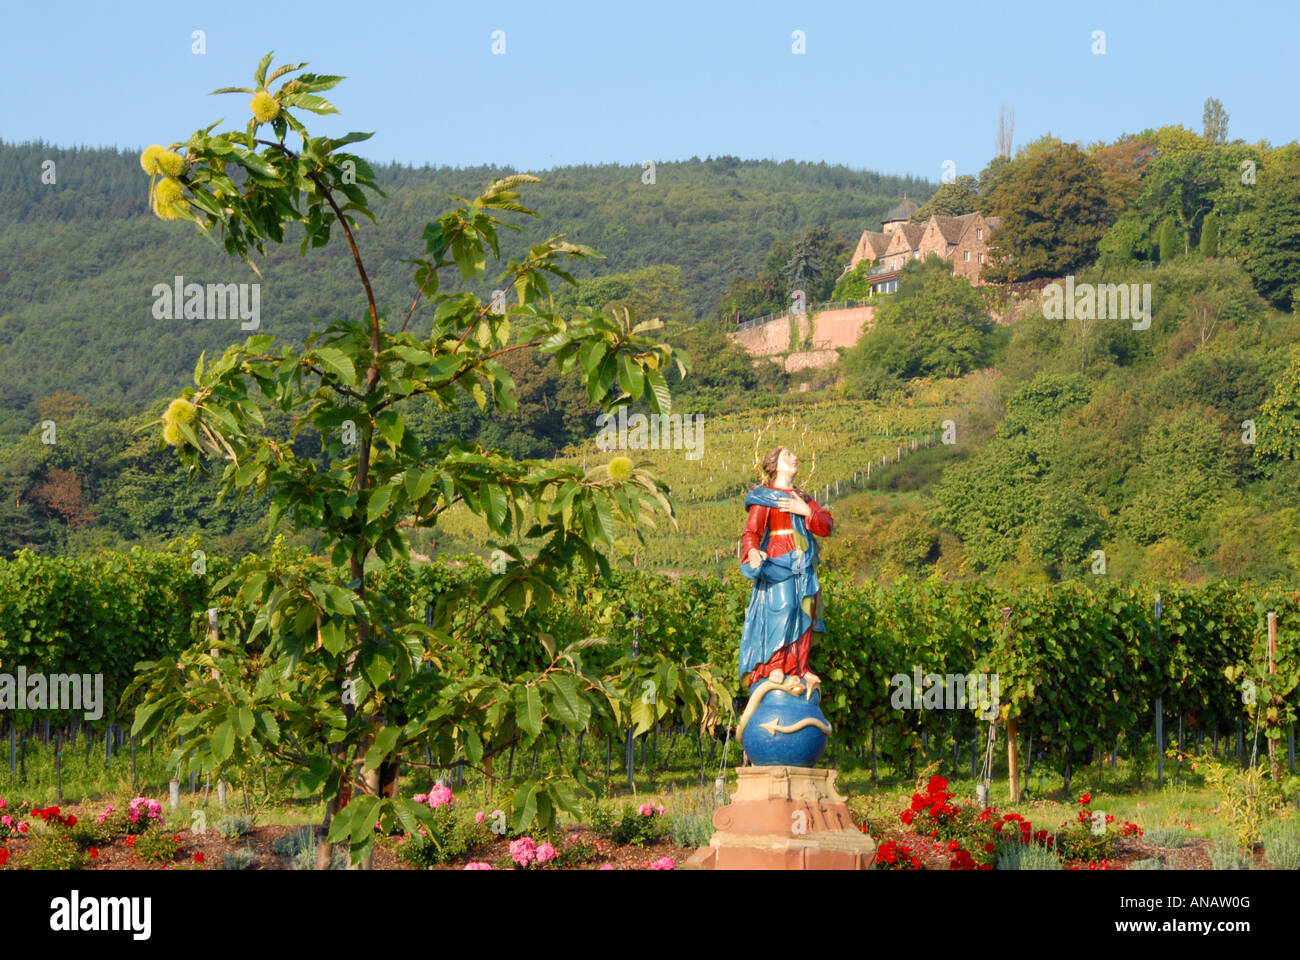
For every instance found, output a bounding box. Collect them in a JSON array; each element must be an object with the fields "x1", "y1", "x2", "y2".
[{"x1": 0, "y1": 140, "x2": 930, "y2": 422}]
